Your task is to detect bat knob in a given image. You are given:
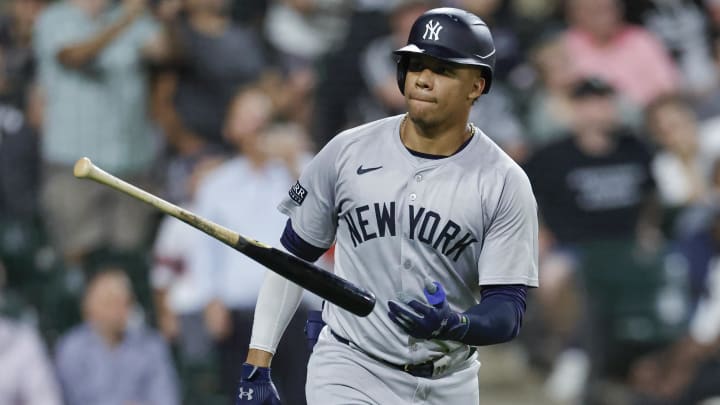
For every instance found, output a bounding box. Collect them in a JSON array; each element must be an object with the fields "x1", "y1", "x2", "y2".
[
  {"x1": 424, "y1": 277, "x2": 437, "y2": 294},
  {"x1": 423, "y1": 278, "x2": 446, "y2": 307},
  {"x1": 73, "y1": 157, "x2": 93, "y2": 178}
]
